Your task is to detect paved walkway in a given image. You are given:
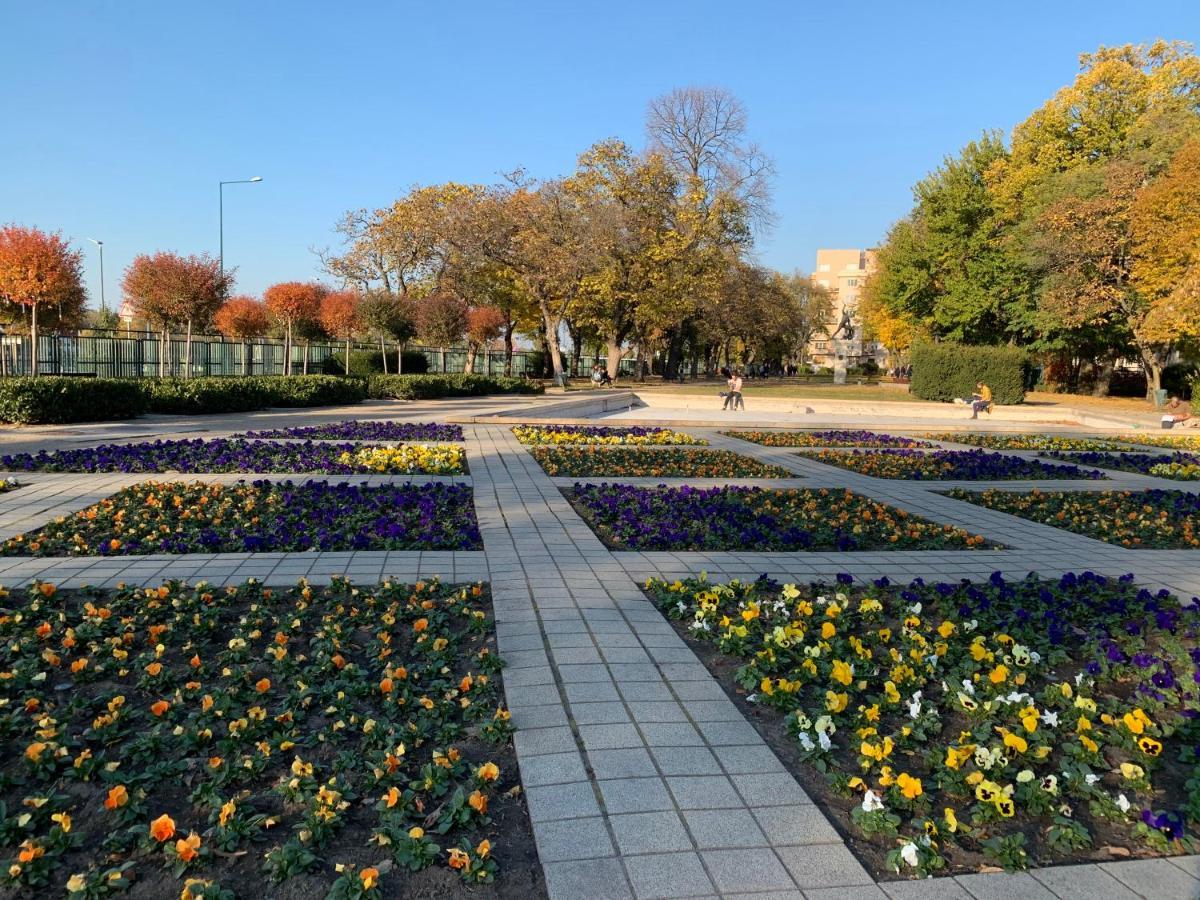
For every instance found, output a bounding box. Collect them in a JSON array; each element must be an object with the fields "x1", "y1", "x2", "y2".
[{"x1": 0, "y1": 413, "x2": 1196, "y2": 898}]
